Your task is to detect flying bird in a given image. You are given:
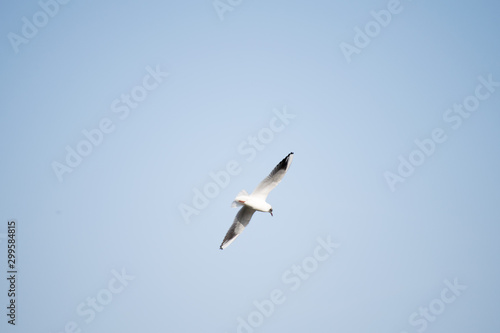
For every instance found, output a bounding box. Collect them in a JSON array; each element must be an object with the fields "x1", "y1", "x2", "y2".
[{"x1": 219, "y1": 152, "x2": 294, "y2": 250}]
